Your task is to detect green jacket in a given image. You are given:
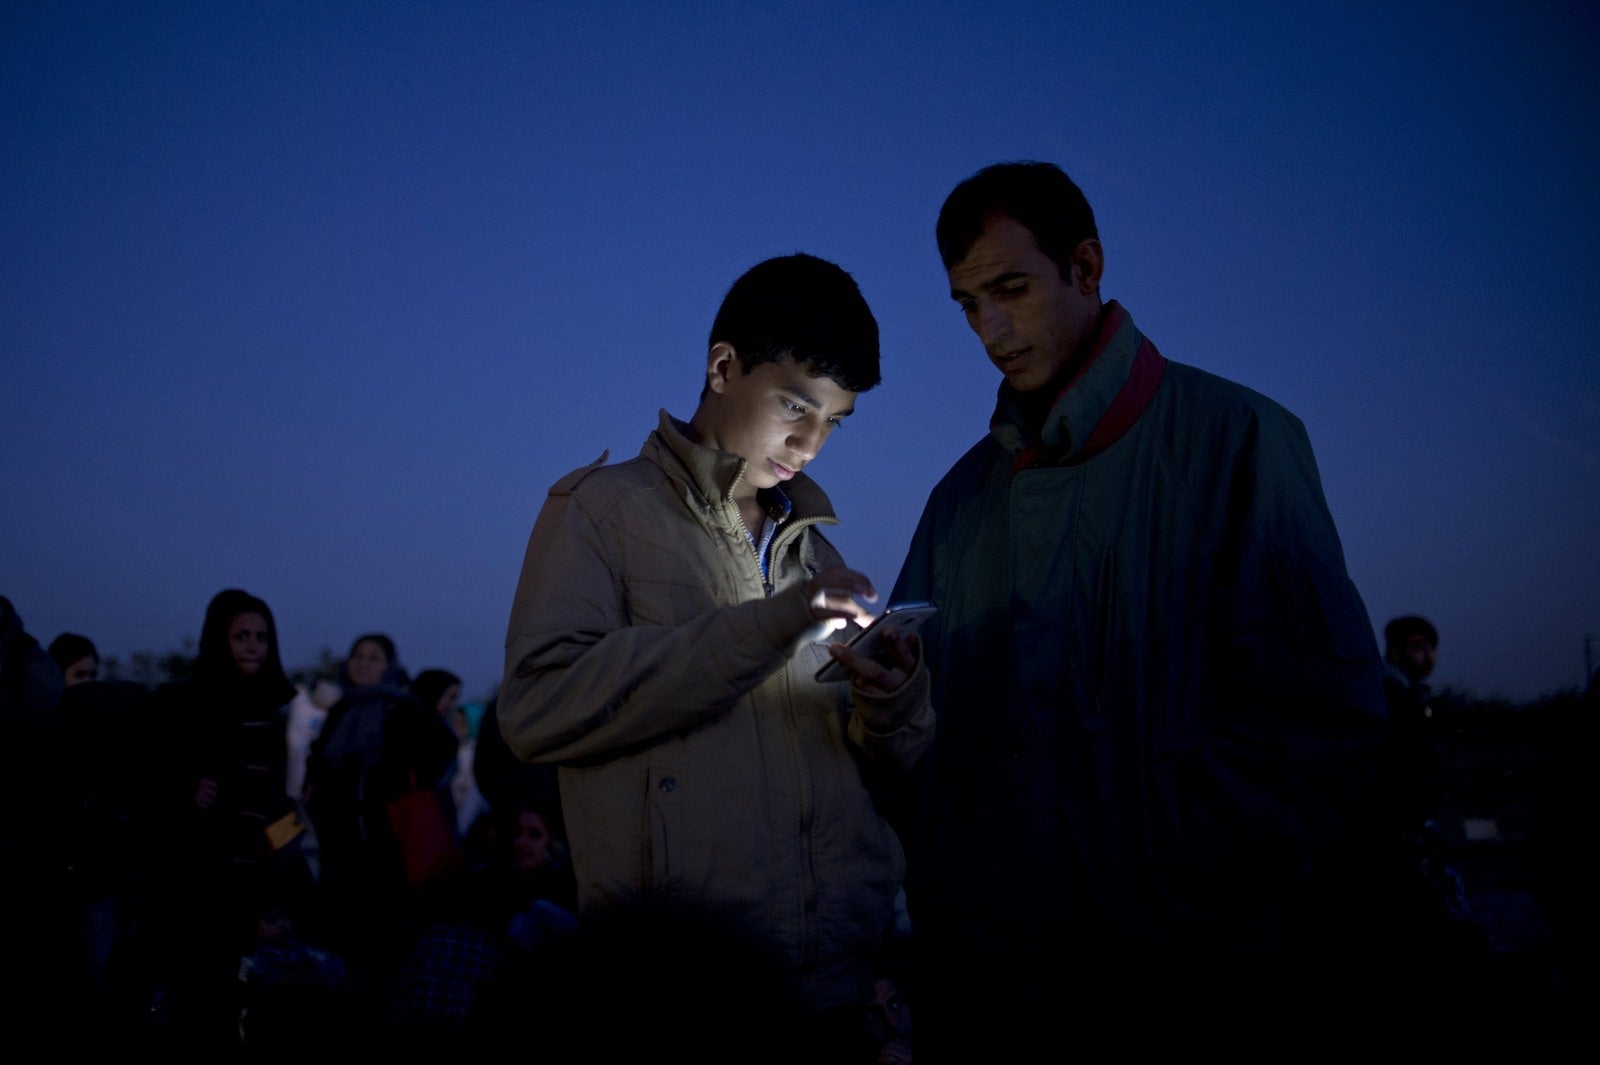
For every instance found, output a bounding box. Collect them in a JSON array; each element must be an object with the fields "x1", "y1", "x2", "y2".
[
  {"x1": 503, "y1": 410, "x2": 933, "y2": 1011},
  {"x1": 890, "y1": 302, "x2": 1386, "y2": 970}
]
